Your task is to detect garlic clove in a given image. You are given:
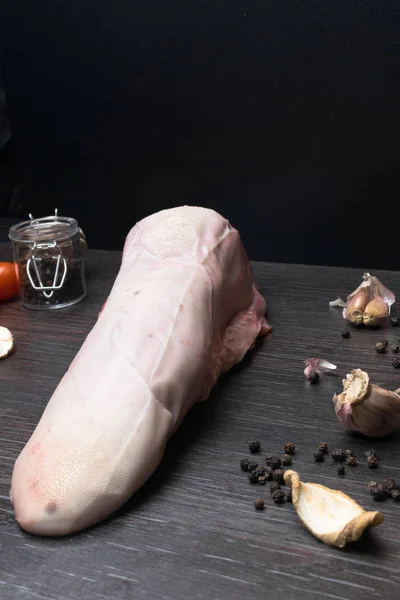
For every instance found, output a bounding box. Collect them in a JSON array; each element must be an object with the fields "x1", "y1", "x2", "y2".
[
  {"x1": 363, "y1": 297, "x2": 389, "y2": 326},
  {"x1": 333, "y1": 369, "x2": 400, "y2": 437},
  {"x1": 0, "y1": 326, "x2": 14, "y2": 359},
  {"x1": 344, "y1": 291, "x2": 370, "y2": 325},
  {"x1": 284, "y1": 470, "x2": 383, "y2": 548}
]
